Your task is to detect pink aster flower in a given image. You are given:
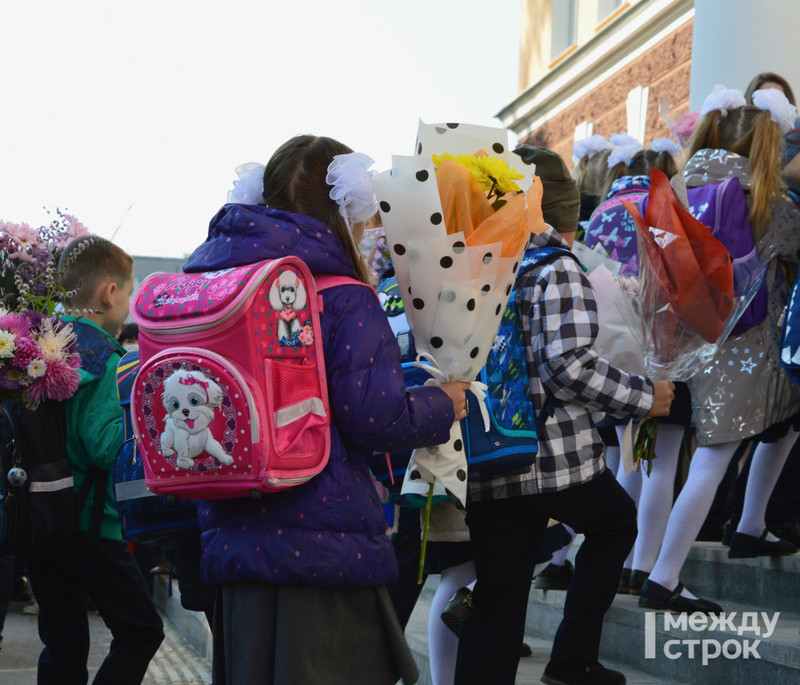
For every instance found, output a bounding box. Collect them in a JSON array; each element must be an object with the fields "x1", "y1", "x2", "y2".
[
  {"x1": 24, "y1": 356, "x2": 80, "y2": 405},
  {"x1": 13, "y1": 335, "x2": 43, "y2": 369},
  {"x1": 0, "y1": 312, "x2": 33, "y2": 337}
]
